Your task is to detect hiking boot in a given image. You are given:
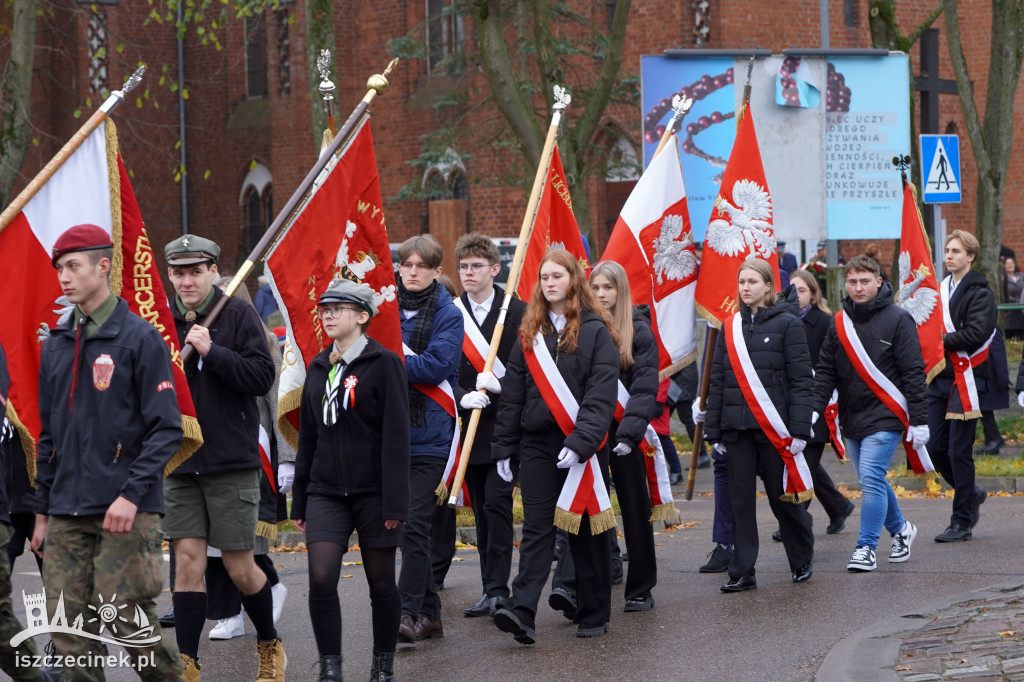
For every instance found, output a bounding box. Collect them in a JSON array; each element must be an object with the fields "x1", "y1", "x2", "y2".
[
  {"x1": 255, "y1": 639, "x2": 286, "y2": 682},
  {"x1": 370, "y1": 648, "x2": 395, "y2": 681},
  {"x1": 180, "y1": 653, "x2": 201, "y2": 682}
]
